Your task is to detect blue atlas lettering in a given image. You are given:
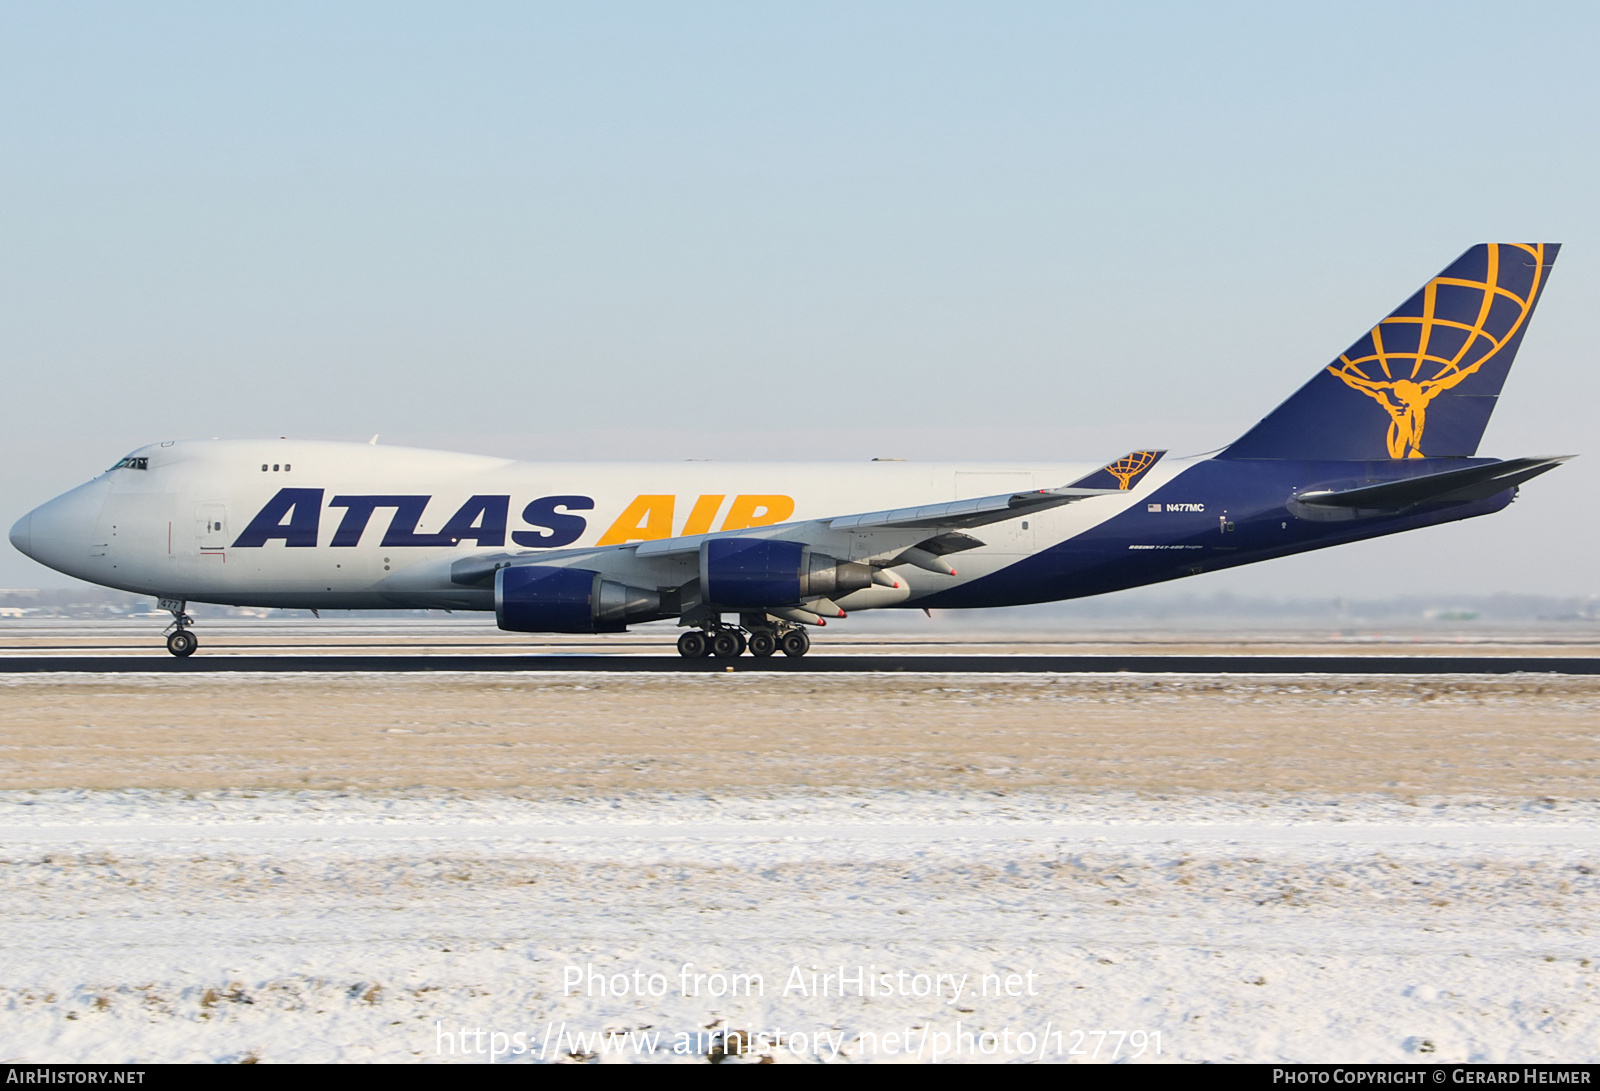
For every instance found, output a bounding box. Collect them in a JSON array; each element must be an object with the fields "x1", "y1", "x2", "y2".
[
  {"x1": 328, "y1": 496, "x2": 425, "y2": 548},
  {"x1": 512, "y1": 495, "x2": 594, "y2": 548},
  {"x1": 232, "y1": 488, "x2": 324, "y2": 548},
  {"x1": 330, "y1": 495, "x2": 512, "y2": 547},
  {"x1": 437, "y1": 495, "x2": 509, "y2": 547},
  {"x1": 380, "y1": 496, "x2": 453, "y2": 547}
]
